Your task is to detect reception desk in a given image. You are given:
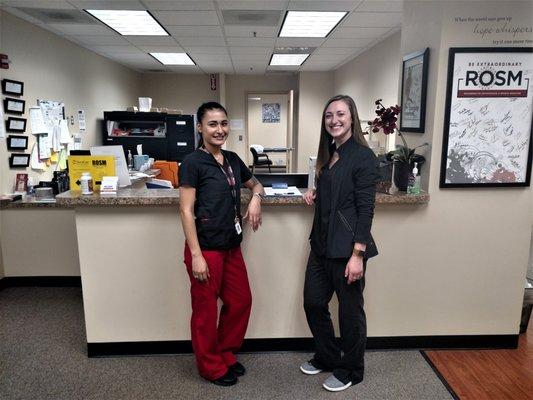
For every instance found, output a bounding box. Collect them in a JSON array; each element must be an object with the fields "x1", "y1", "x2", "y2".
[{"x1": 50, "y1": 188, "x2": 430, "y2": 356}]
